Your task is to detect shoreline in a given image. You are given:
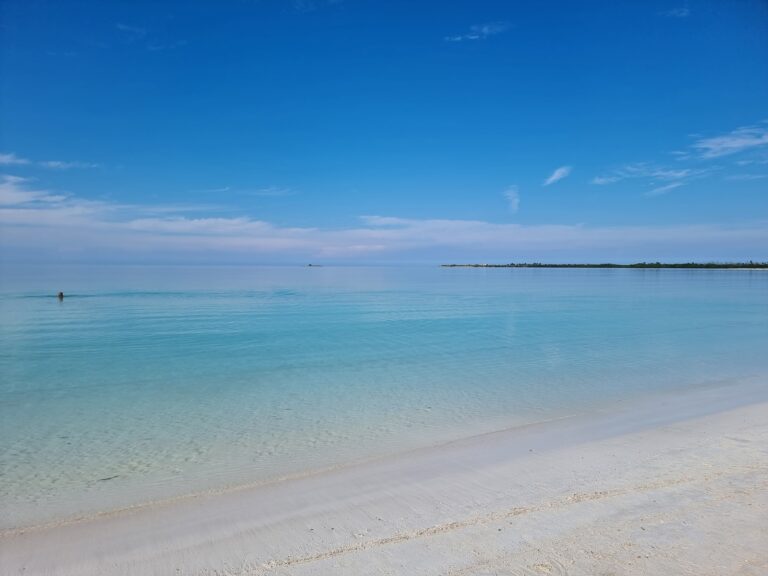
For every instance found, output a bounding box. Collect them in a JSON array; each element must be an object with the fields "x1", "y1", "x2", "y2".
[
  {"x1": 2, "y1": 376, "x2": 767, "y2": 575},
  {"x1": 440, "y1": 262, "x2": 768, "y2": 269},
  {"x1": 2, "y1": 372, "x2": 763, "y2": 535}
]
